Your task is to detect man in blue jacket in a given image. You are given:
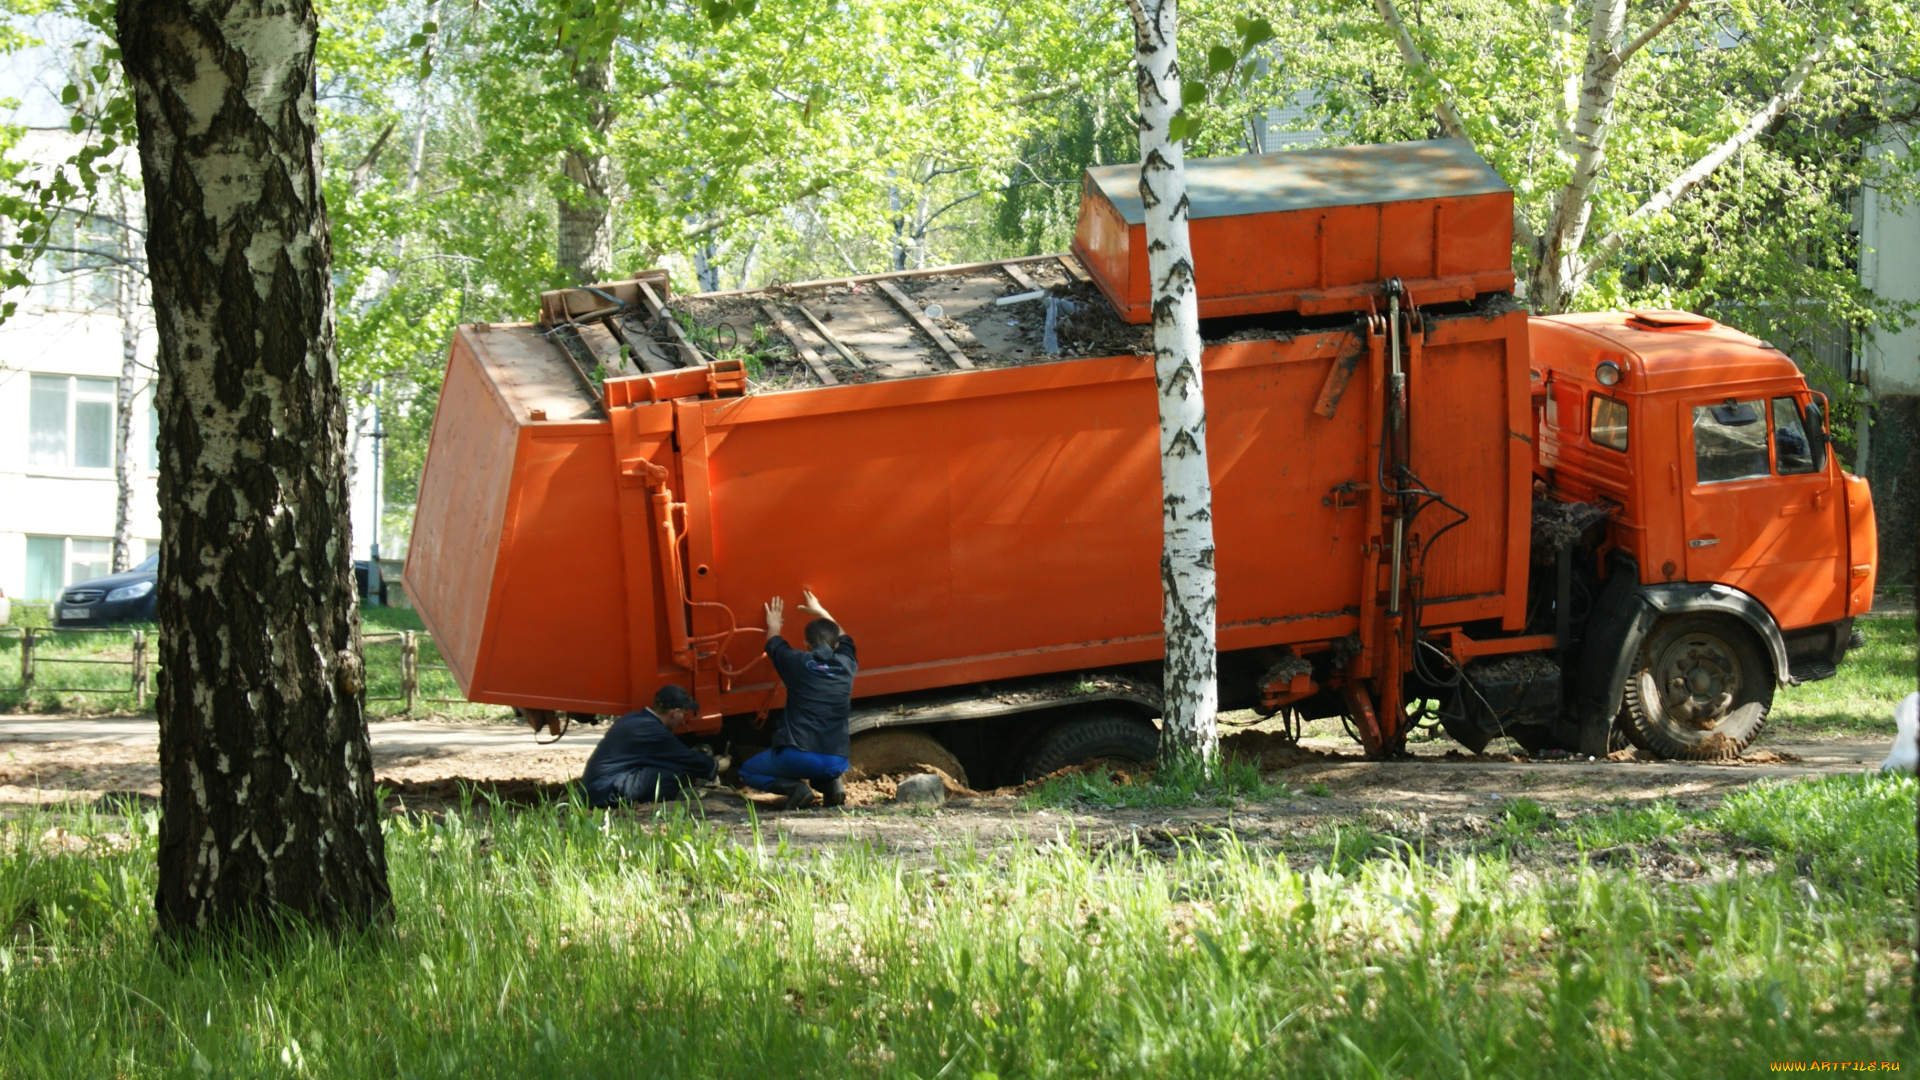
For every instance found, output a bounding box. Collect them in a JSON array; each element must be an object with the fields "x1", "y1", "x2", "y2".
[
  {"x1": 579, "y1": 685, "x2": 728, "y2": 808},
  {"x1": 741, "y1": 589, "x2": 855, "y2": 810}
]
